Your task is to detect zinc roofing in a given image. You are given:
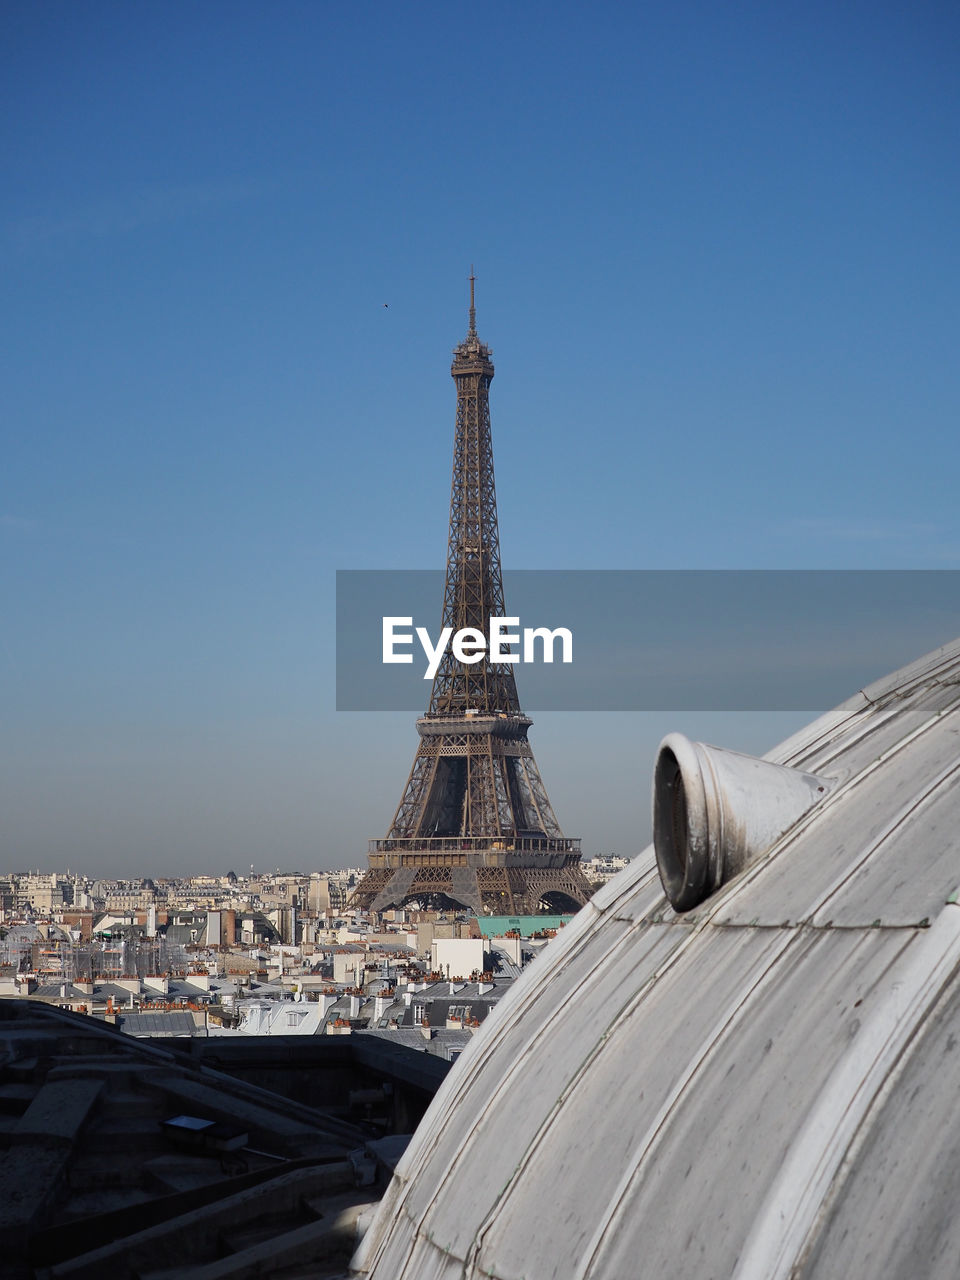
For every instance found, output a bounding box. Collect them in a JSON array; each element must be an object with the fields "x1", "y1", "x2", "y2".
[
  {"x1": 116, "y1": 1010, "x2": 199, "y2": 1037},
  {"x1": 353, "y1": 637, "x2": 960, "y2": 1280},
  {"x1": 360, "y1": 1026, "x2": 475, "y2": 1061}
]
